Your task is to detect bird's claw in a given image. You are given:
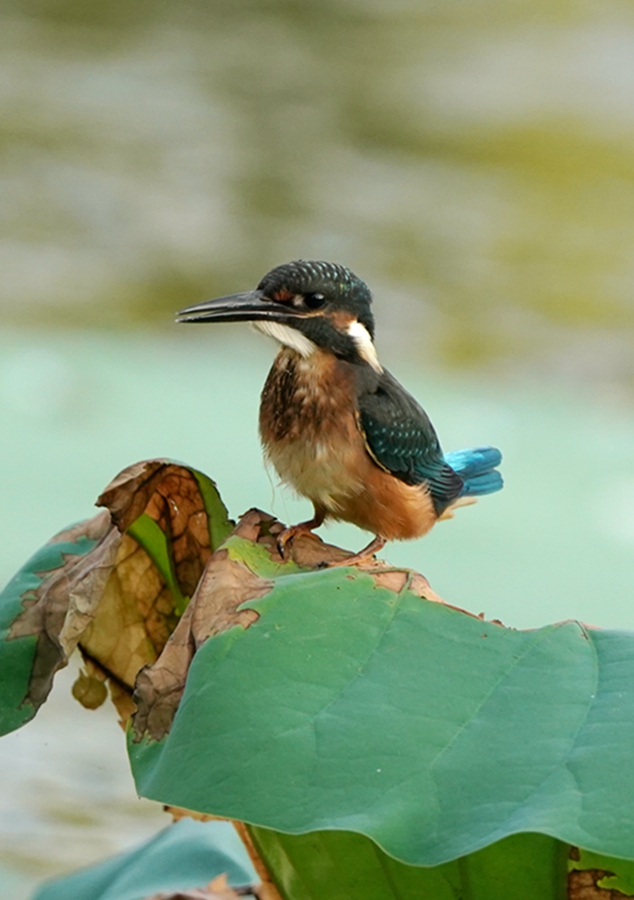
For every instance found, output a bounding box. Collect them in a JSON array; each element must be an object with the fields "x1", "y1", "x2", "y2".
[
  {"x1": 276, "y1": 525, "x2": 309, "y2": 559},
  {"x1": 276, "y1": 529, "x2": 295, "y2": 559},
  {"x1": 276, "y1": 515, "x2": 325, "y2": 561}
]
